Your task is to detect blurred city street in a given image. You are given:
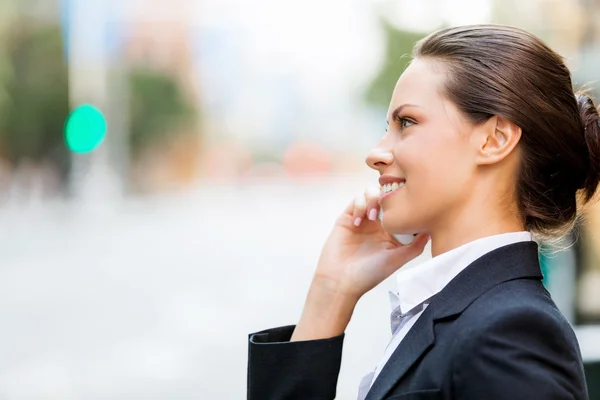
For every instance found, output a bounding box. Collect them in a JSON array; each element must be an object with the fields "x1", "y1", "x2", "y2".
[
  {"x1": 0, "y1": 176, "x2": 599, "y2": 399},
  {"x1": 0, "y1": 0, "x2": 598, "y2": 398},
  {"x1": 0, "y1": 175, "x2": 428, "y2": 399}
]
